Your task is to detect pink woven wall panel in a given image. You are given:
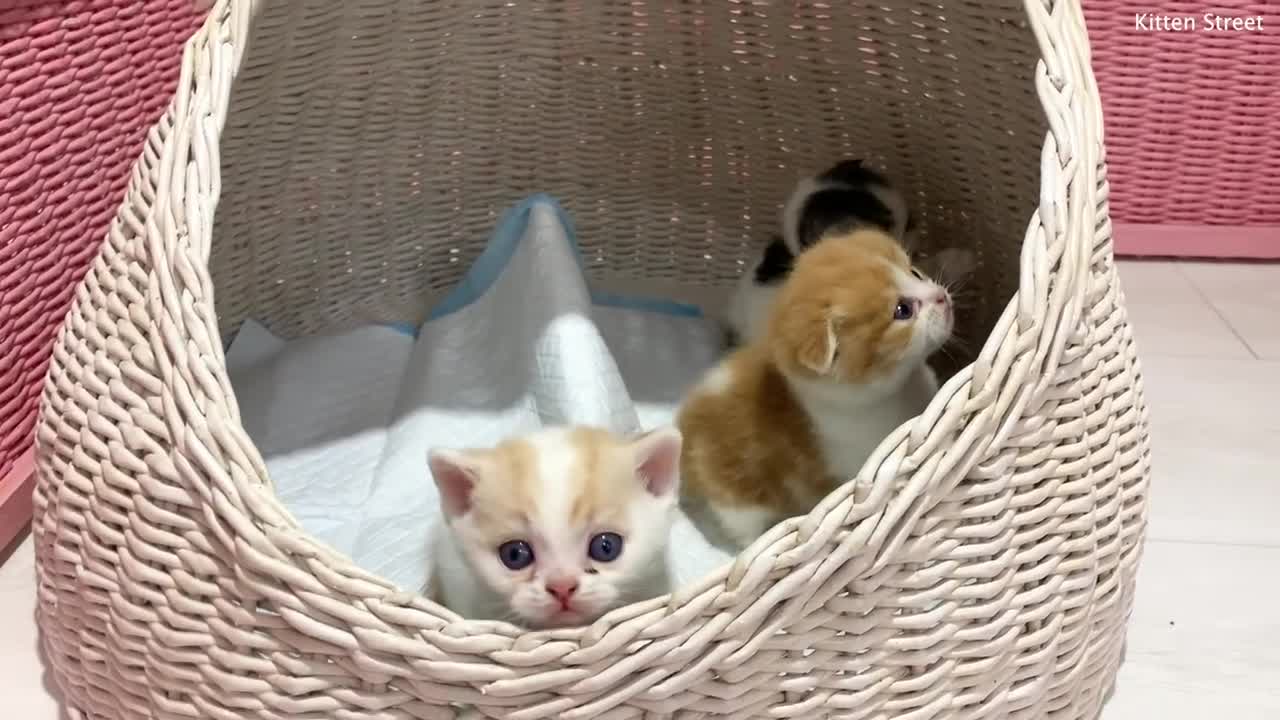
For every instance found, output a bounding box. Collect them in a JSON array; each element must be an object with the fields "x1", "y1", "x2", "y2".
[
  {"x1": 1085, "y1": 2, "x2": 1280, "y2": 226},
  {"x1": 0, "y1": 1, "x2": 201, "y2": 480}
]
